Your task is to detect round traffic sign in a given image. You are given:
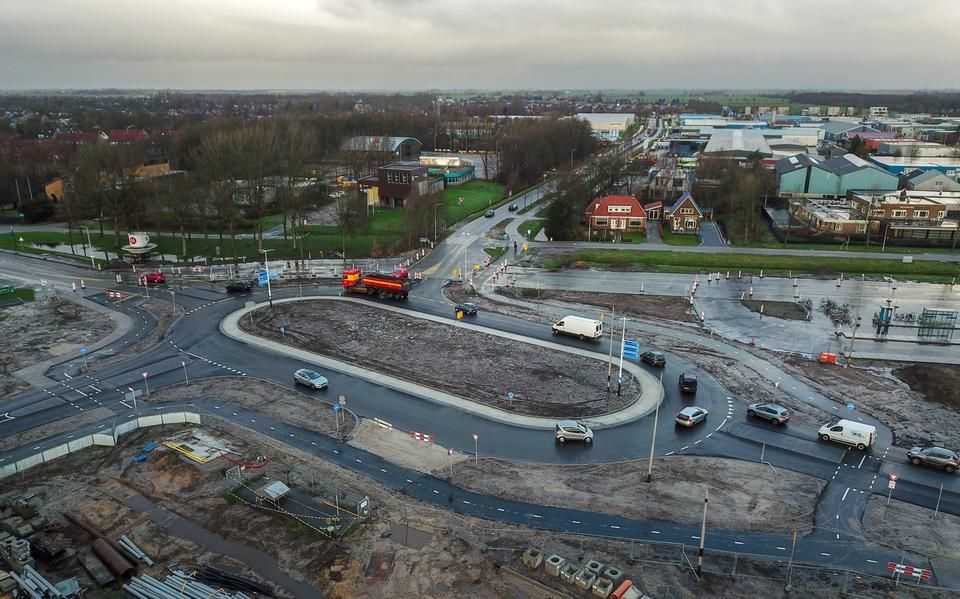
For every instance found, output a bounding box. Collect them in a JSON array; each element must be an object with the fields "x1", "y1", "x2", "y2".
[
  {"x1": 847, "y1": 402, "x2": 855, "y2": 410},
  {"x1": 507, "y1": 391, "x2": 514, "y2": 399}
]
